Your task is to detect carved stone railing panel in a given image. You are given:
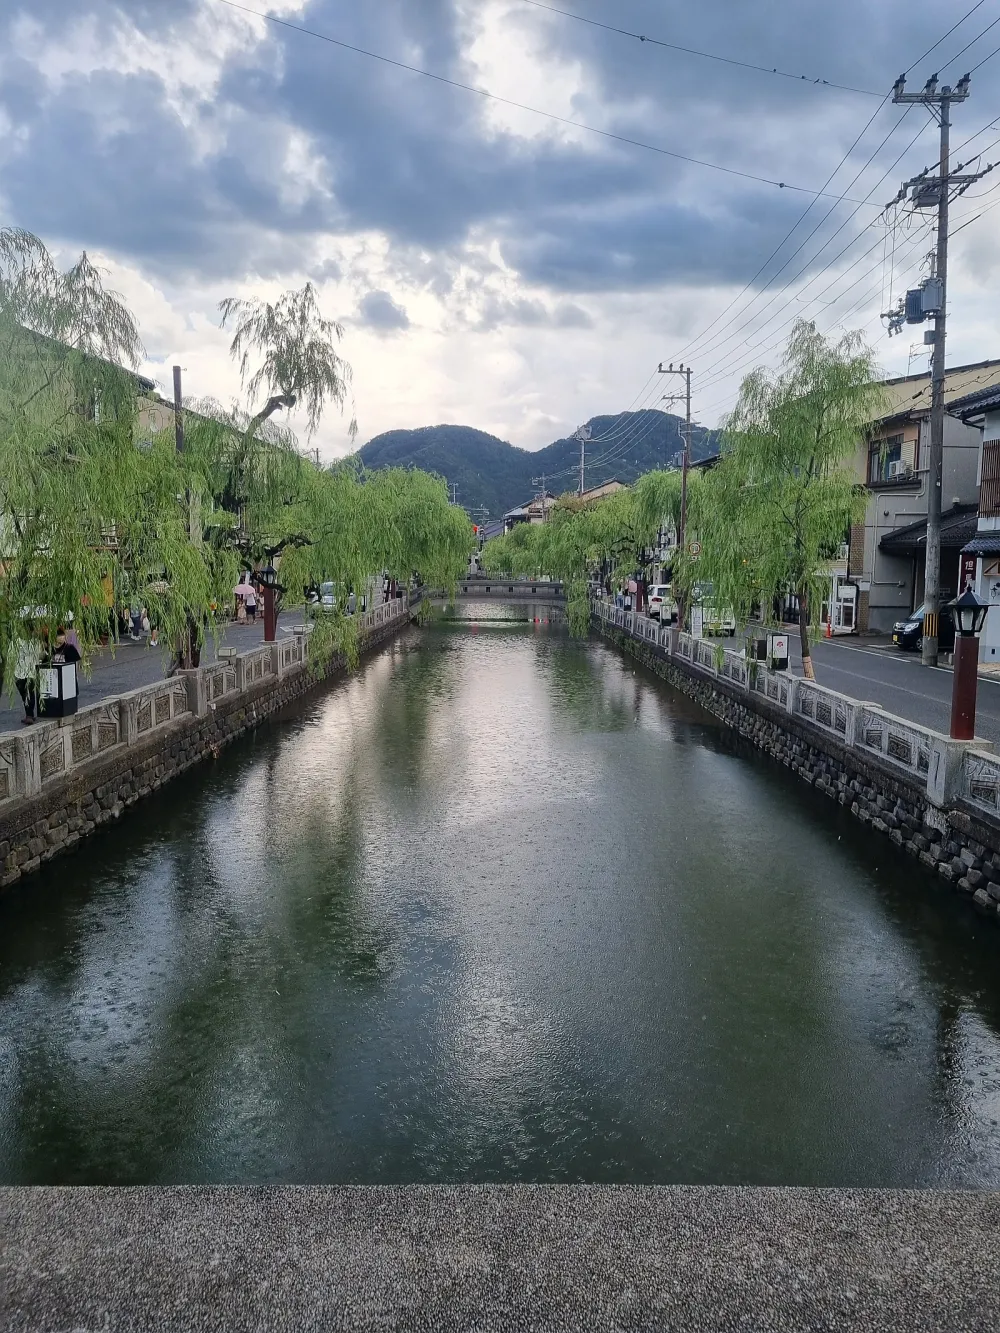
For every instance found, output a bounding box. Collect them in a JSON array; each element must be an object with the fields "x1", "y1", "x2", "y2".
[{"x1": 964, "y1": 749, "x2": 1000, "y2": 817}]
